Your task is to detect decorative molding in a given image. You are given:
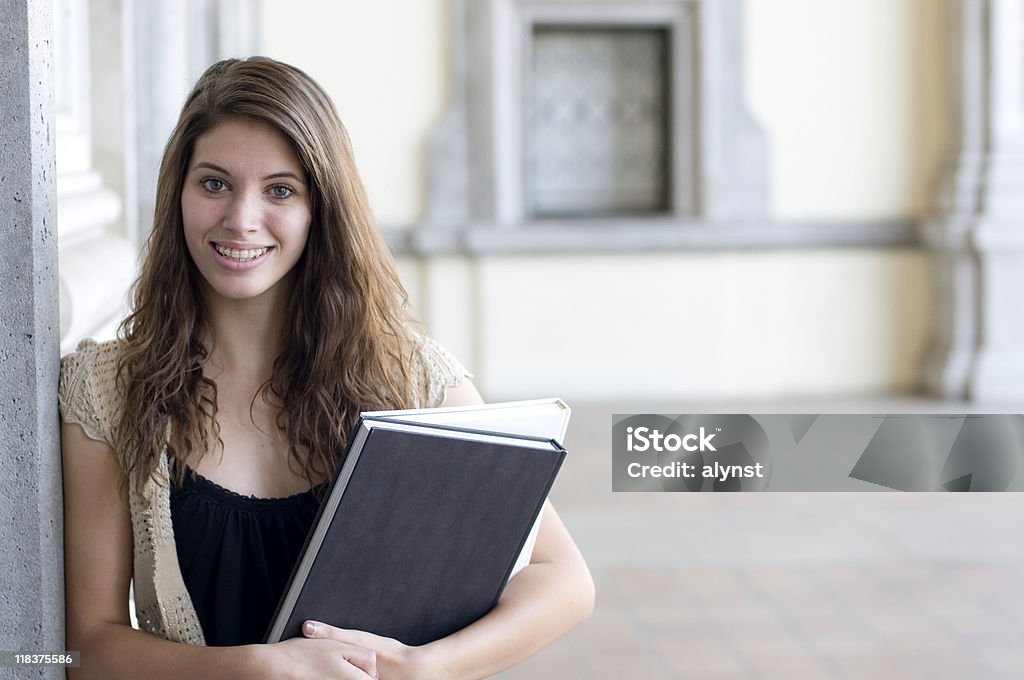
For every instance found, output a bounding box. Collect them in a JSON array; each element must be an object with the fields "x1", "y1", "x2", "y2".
[
  {"x1": 90, "y1": 0, "x2": 138, "y2": 243},
  {"x1": 55, "y1": 0, "x2": 134, "y2": 352},
  {"x1": 427, "y1": 0, "x2": 769, "y2": 236},
  {"x1": 385, "y1": 219, "x2": 920, "y2": 256},
  {"x1": 56, "y1": 171, "x2": 121, "y2": 244},
  {"x1": 924, "y1": 0, "x2": 1024, "y2": 400},
  {"x1": 697, "y1": 0, "x2": 769, "y2": 220},
  {"x1": 132, "y1": 1, "x2": 190, "y2": 246},
  {"x1": 58, "y1": 236, "x2": 136, "y2": 353}
]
